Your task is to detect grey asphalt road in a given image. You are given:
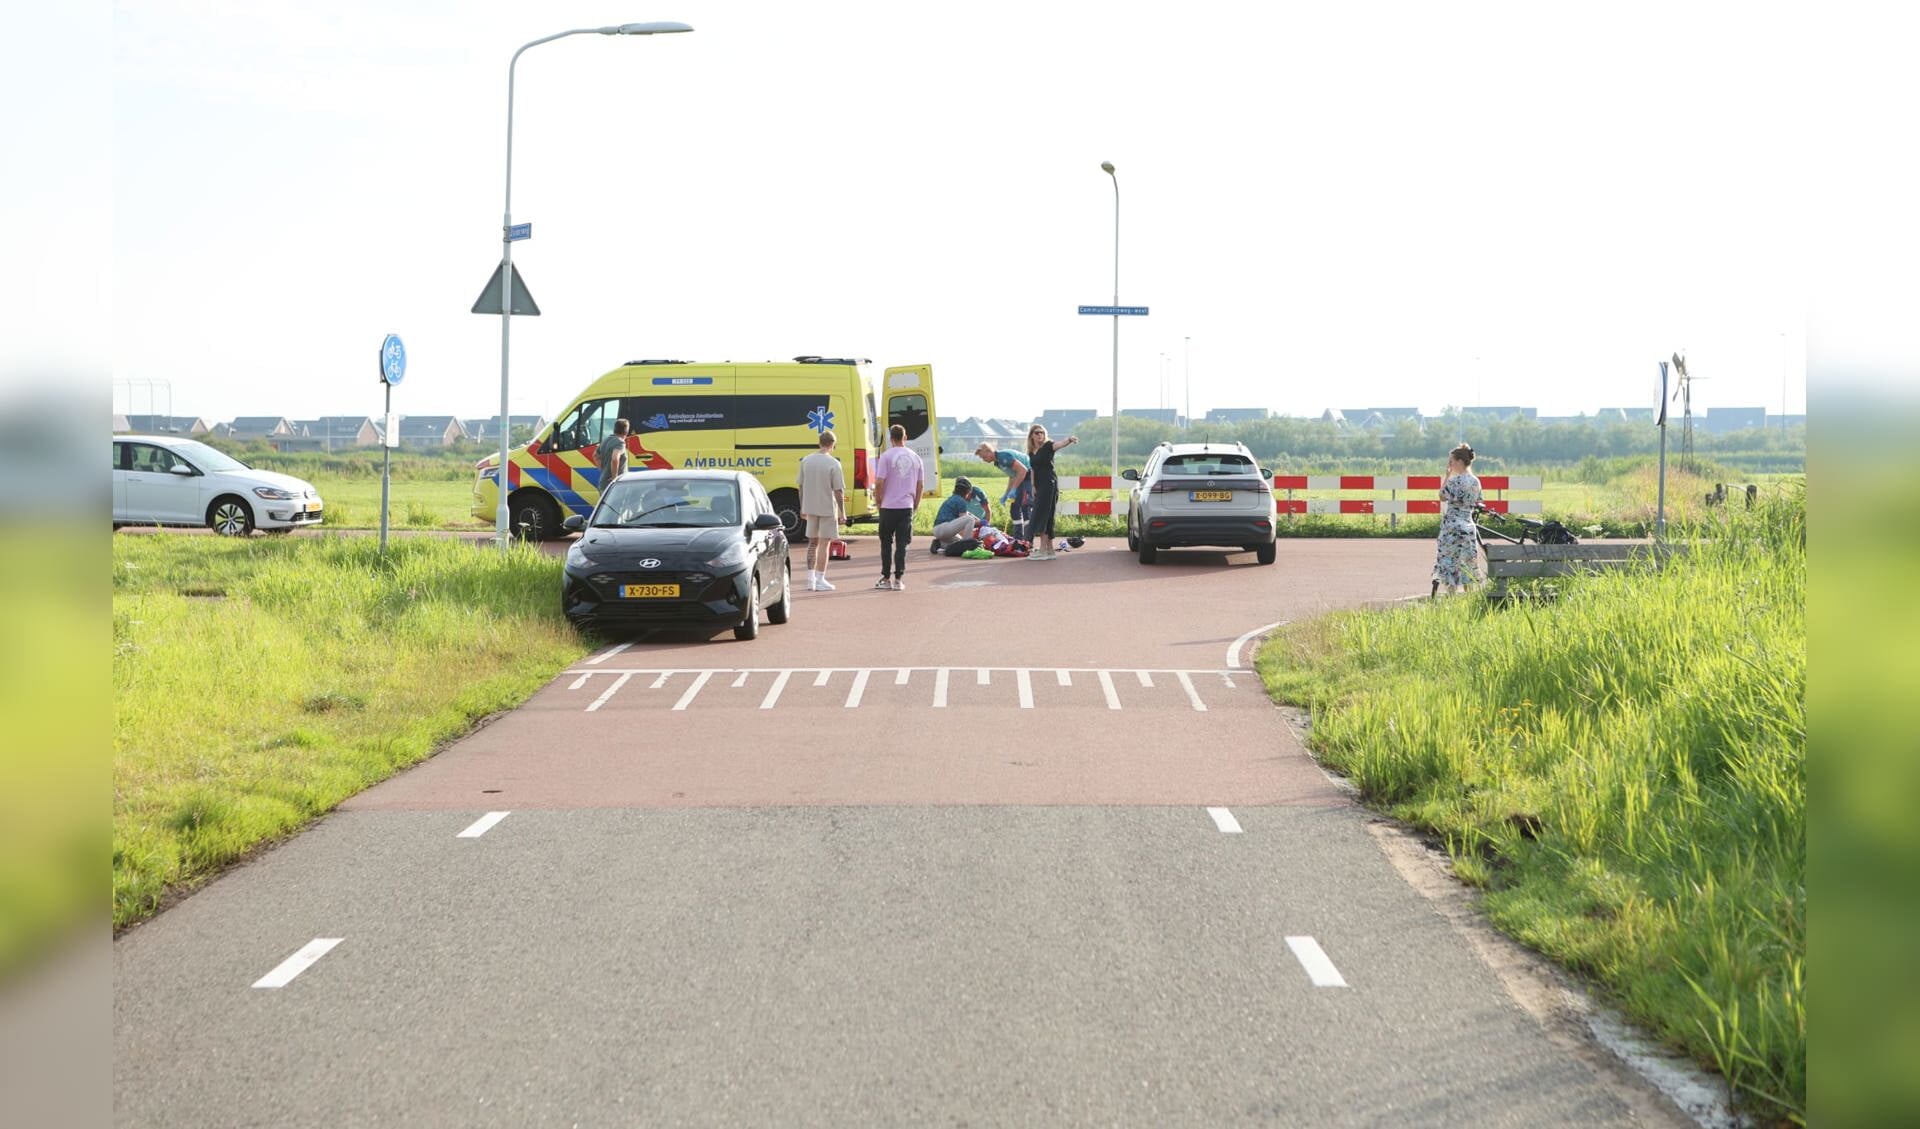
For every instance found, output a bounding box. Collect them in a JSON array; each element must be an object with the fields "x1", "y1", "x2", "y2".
[{"x1": 113, "y1": 539, "x2": 1686, "y2": 1127}]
